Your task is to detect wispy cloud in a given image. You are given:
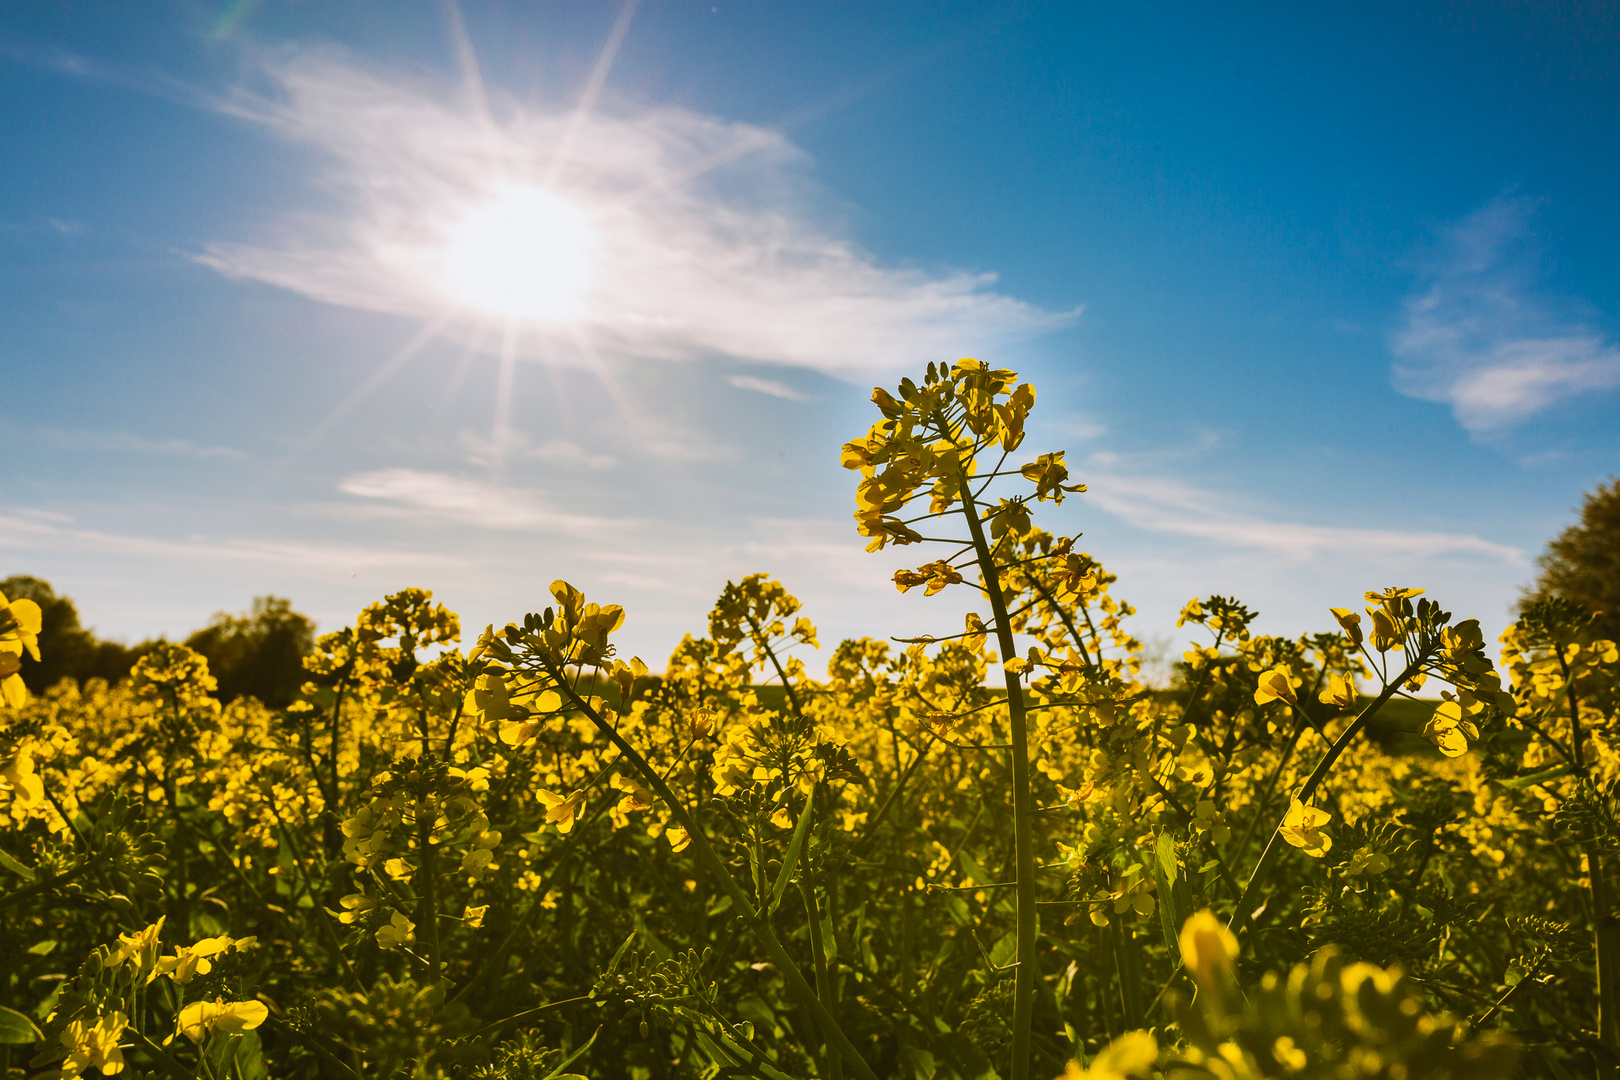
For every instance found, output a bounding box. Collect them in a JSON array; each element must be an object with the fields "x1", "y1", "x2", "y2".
[
  {"x1": 456, "y1": 431, "x2": 615, "y2": 469},
  {"x1": 729, "y1": 374, "x2": 812, "y2": 401},
  {"x1": 1391, "y1": 197, "x2": 1620, "y2": 433},
  {"x1": 17, "y1": 425, "x2": 246, "y2": 460},
  {"x1": 0, "y1": 511, "x2": 457, "y2": 571},
  {"x1": 337, "y1": 468, "x2": 613, "y2": 533},
  {"x1": 530, "y1": 440, "x2": 615, "y2": 469},
  {"x1": 1083, "y1": 472, "x2": 1523, "y2": 565},
  {"x1": 193, "y1": 47, "x2": 1073, "y2": 376}
]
